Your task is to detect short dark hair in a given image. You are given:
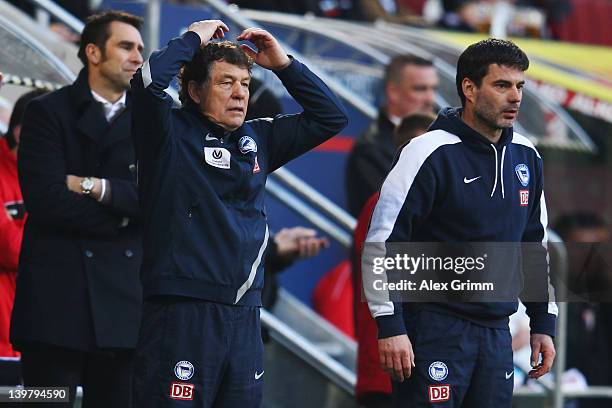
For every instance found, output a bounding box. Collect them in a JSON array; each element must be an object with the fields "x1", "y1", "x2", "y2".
[
  {"x1": 553, "y1": 211, "x2": 608, "y2": 241},
  {"x1": 178, "y1": 41, "x2": 253, "y2": 107},
  {"x1": 384, "y1": 54, "x2": 433, "y2": 88},
  {"x1": 78, "y1": 10, "x2": 143, "y2": 67},
  {"x1": 394, "y1": 112, "x2": 436, "y2": 149},
  {"x1": 5, "y1": 89, "x2": 48, "y2": 149},
  {"x1": 456, "y1": 38, "x2": 529, "y2": 107}
]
